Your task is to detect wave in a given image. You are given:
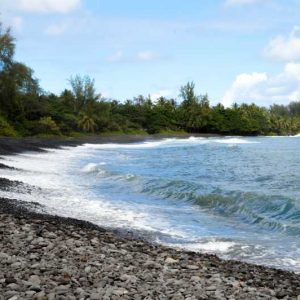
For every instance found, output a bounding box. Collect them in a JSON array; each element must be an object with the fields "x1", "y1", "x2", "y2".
[
  {"x1": 81, "y1": 162, "x2": 137, "y2": 182},
  {"x1": 81, "y1": 162, "x2": 106, "y2": 173},
  {"x1": 174, "y1": 239, "x2": 236, "y2": 253},
  {"x1": 140, "y1": 178, "x2": 300, "y2": 235},
  {"x1": 83, "y1": 136, "x2": 258, "y2": 151},
  {"x1": 214, "y1": 137, "x2": 258, "y2": 144}
]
